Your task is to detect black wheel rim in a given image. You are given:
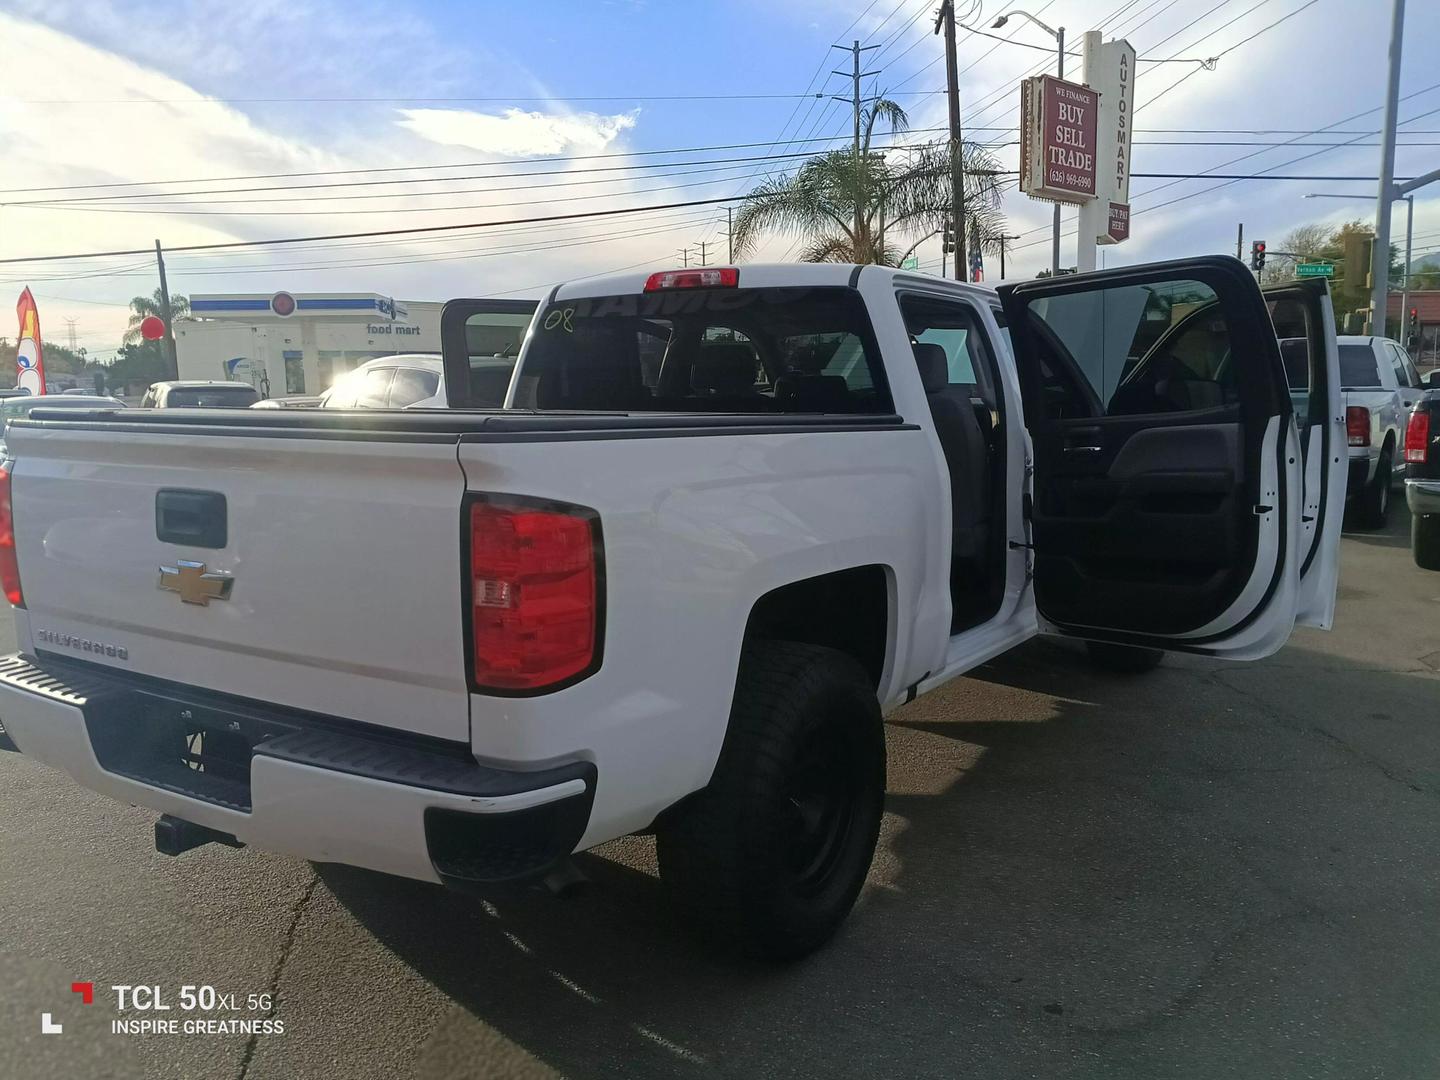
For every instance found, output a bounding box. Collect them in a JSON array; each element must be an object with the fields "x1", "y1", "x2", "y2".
[{"x1": 783, "y1": 723, "x2": 858, "y2": 897}]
